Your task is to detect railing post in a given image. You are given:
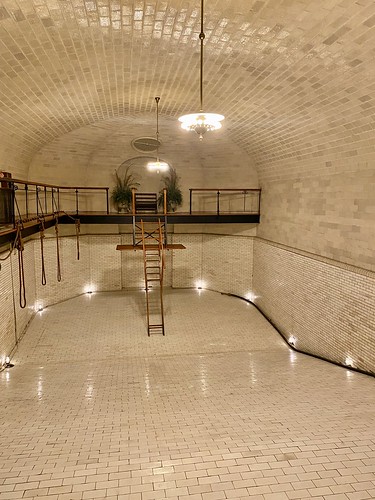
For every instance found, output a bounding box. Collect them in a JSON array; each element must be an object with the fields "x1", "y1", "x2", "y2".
[
  {"x1": 105, "y1": 188, "x2": 109, "y2": 214},
  {"x1": 258, "y1": 189, "x2": 261, "y2": 215},
  {"x1": 164, "y1": 215, "x2": 168, "y2": 246},
  {"x1": 75, "y1": 189, "x2": 79, "y2": 215},
  {"x1": 57, "y1": 188, "x2": 60, "y2": 213},
  {"x1": 217, "y1": 190, "x2": 220, "y2": 216},
  {"x1": 36, "y1": 185, "x2": 39, "y2": 216},
  {"x1": 44, "y1": 186, "x2": 47, "y2": 214},
  {"x1": 132, "y1": 216, "x2": 136, "y2": 246},
  {"x1": 11, "y1": 182, "x2": 16, "y2": 228},
  {"x1": 163, "y1": 188, "x2": 167, "y2": 215},
  {"x1": 189, "y1": 189, "x2": 192, "y2": 215},
  {"x1": 243, "y1": 190, "x2": 247, "y2": 212},
  {"x1": 131, "y1": 188, "x2": 136, "y2": 215},
  {"x1": 25, "y1": 184, "x2": 29, "y2": 218}
]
